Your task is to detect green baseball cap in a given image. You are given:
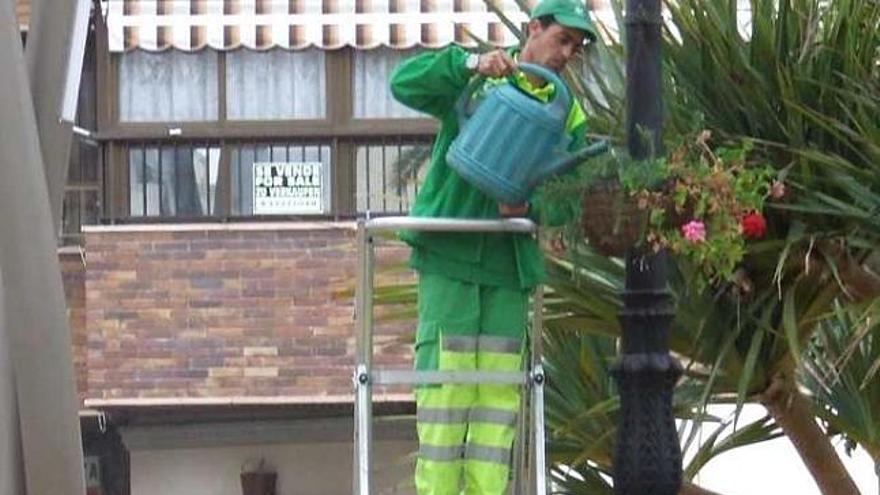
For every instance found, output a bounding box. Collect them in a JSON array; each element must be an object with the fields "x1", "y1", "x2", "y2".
[{"x1": 530, "y1": 0, "x2": 598, "y2": 43}]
